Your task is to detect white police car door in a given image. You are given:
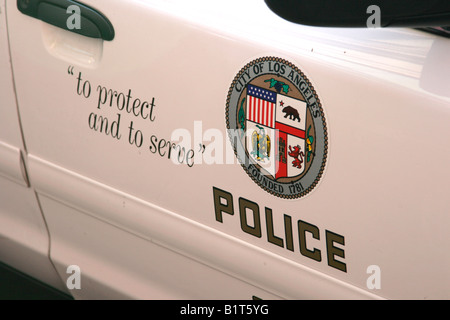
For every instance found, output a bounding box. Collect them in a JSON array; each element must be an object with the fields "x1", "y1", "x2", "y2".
[
  {"x1": 0, "y1": 0, "x2": 69, "y2": 295},
  {"x1": 6, "y1": 0, "x2": 450, "y2": 299}
]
